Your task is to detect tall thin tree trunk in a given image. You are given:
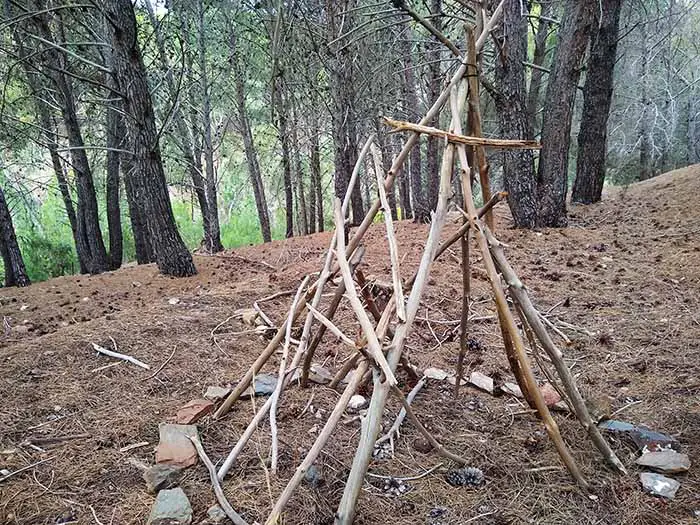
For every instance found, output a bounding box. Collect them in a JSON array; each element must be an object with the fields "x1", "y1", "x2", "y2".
[
  {"x1": 536, "y1": 0, "x2": 596, "y2": 227},
  {"x1": 105, "y1": 94, "x2": 123, "y2": 270},
  {"x1": 493, "y1": 0, "x2": 538, "y2": 228},
  {"x1": 572, "y1": 0, "x2": 623, "y2": 204},
  {"x1": 291, "y1": 101, "x2": 308, "y2": 235},
  {"x1": 122, "y1": 156, "x2": 155, "y2": 264},
  {"x1": 402, "y1": 35, "x2": 425, "y2": 222},
  {"x1": 275, "y1": 89, "x2": 295, "y2": 238},
  {"x1": 0, "y1": 187, "x2": 30, "y2": 287},
  {"x1": 526, "y1": 1, "x2": 554, "y2": 135},
  {"x1": 197, "y1": 0, "x2": 223, "y2": 252},
  {"x1": 309, "y1": 115, "x2": 324, "y2": 232},
  {"x1": 638, "y1": 23, "x2": 653, "y2": 181},
  {"x1": 231, "y1": 30, "x2": 272, "y2": 243},
  {"x1": 425, "y1": 0, "x2": 442, "y2": 213},
  {"x1": 105, "y1": 0, "x2": 196, "y2": 277}
]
